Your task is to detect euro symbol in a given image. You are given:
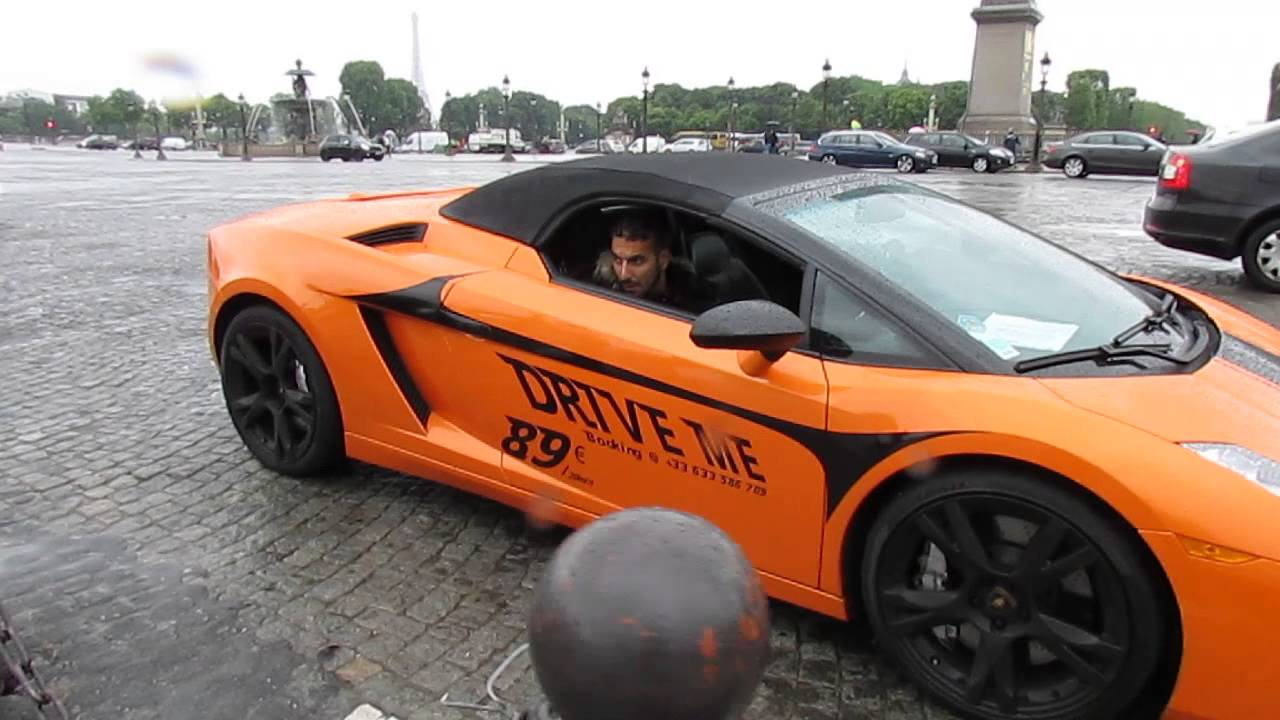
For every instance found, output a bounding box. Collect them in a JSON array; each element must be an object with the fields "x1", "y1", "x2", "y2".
[{"x1": 574, "y1": 446, "x2": 585, "y2": 463}]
